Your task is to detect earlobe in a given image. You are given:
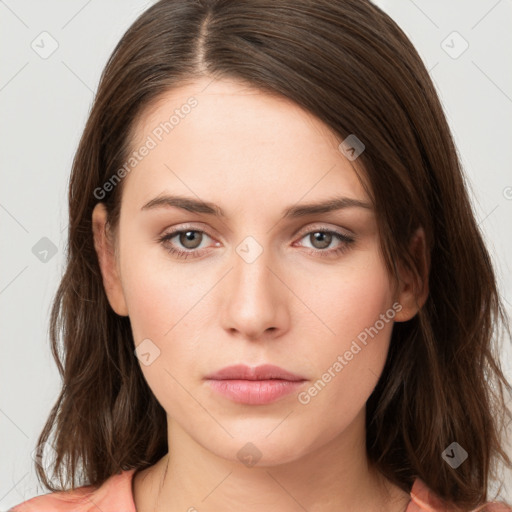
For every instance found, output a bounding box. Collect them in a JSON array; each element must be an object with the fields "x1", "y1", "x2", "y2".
[
  {"x1": 393, "y1": 226, "x2": 430, "y2": 322},
  {"x1": 91, "y1": 203, "x2": 129, "y2": 317}
]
